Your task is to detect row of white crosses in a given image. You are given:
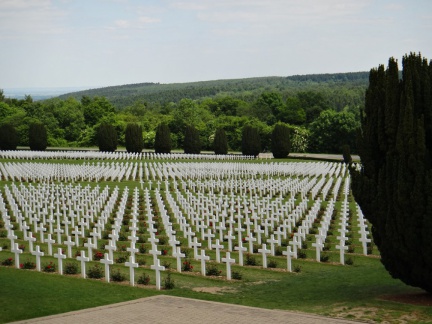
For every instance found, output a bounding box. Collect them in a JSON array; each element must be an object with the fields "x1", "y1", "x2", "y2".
[
  {"x1": 0, "y1": 150, "x2": 257, "y2": 162},
  {"x1": 0, "y1": 160, "x2": 348, "y2": 185},
  {"x1": 334, "y1": 176, "x2": 353, "y2": 265},
  {"x1": 2, "y1": 182, "x2": 120, "y2": 256},
  {"x1": 0, "y1": 160, "x2": 371, "y2": 287}
]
